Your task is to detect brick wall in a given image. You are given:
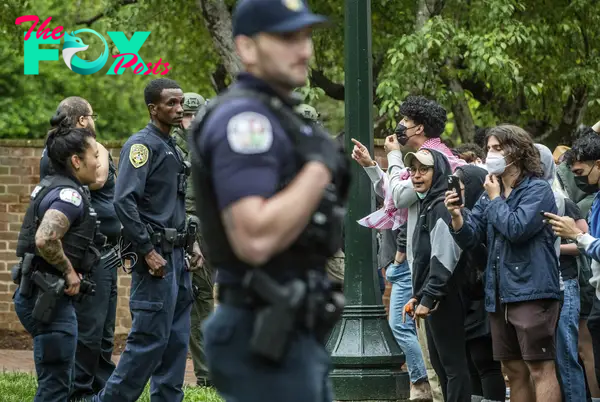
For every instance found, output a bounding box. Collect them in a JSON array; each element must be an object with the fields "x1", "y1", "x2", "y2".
[
  {"x1": 0, "y1": 140, "x2": 391, "y2": 335},
  {"x1": 0, "y1": 141, "x2": 134, "y2": 335}
]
